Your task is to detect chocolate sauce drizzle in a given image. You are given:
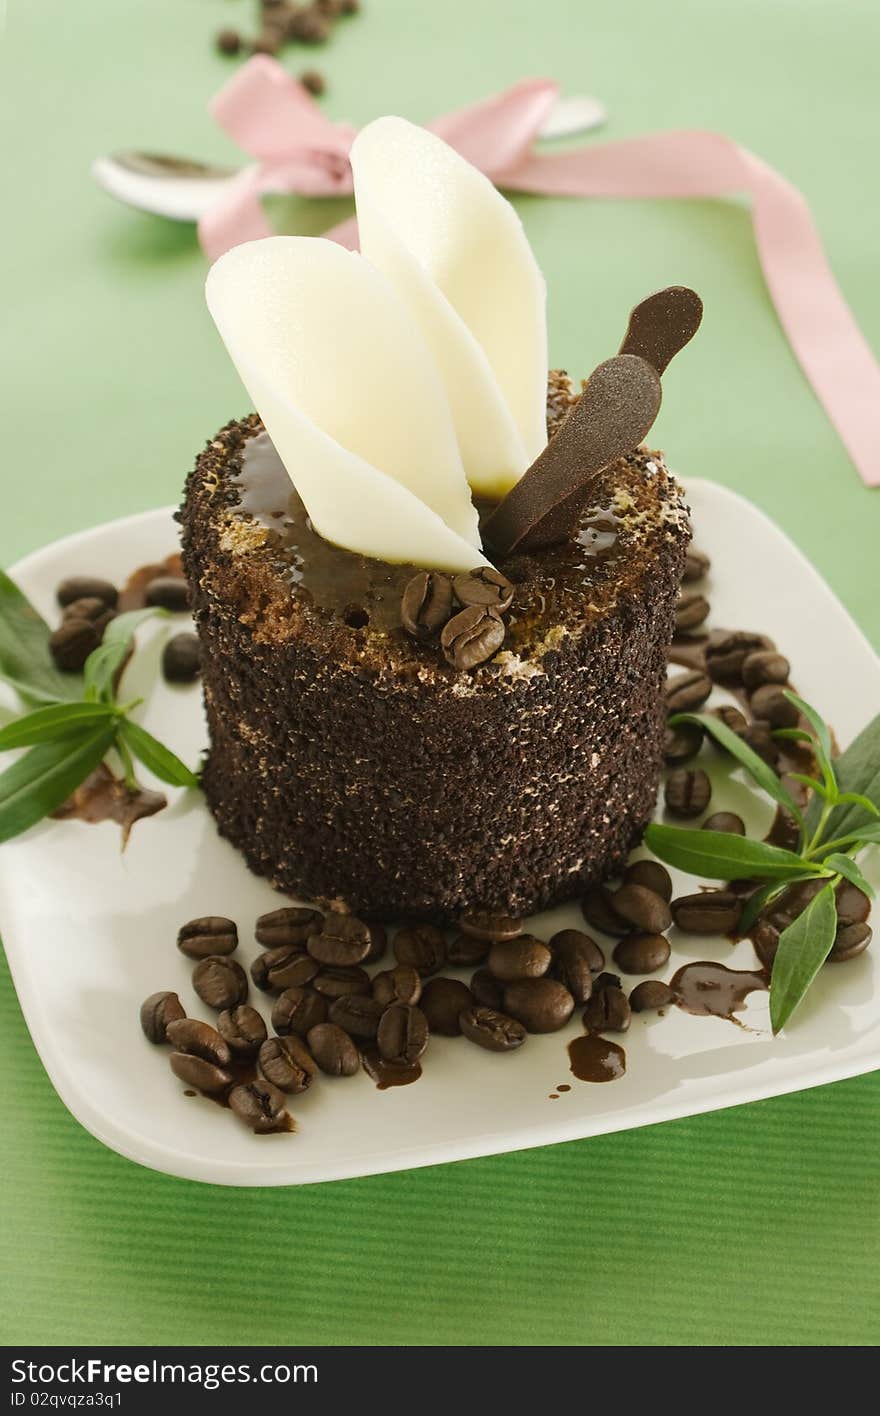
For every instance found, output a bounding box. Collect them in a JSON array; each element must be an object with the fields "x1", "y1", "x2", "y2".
[
  {"x1": 568, "y1": 1033, "x2": 627, "y2": 1082},
  {"x1": 670, "y1": 961, "x2": 768, "y2": 1026}
]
